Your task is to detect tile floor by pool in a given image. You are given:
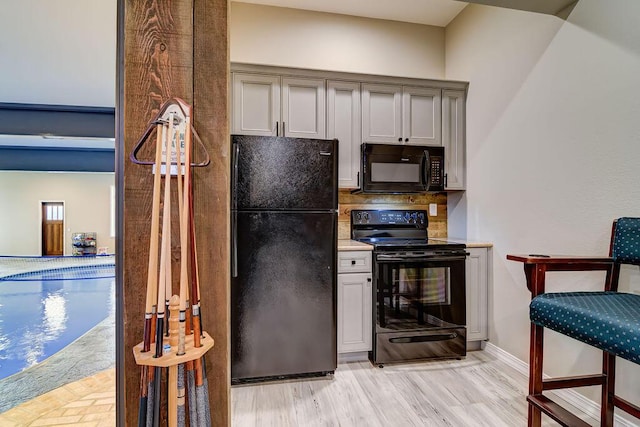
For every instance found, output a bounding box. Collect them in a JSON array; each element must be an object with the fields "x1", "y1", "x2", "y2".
[{"x1": 0, "y1": 368, "x2": 115, "y2": 426}]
